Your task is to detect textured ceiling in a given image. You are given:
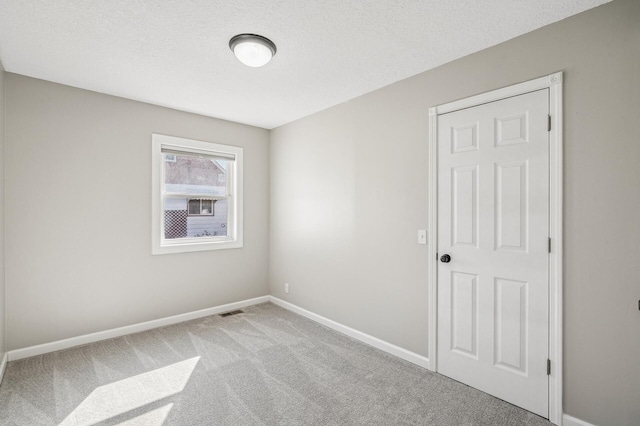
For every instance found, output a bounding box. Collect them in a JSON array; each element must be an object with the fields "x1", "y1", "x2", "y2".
[{"x1": 0, "y1": 0, "x2": 609, "y2": 129}]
